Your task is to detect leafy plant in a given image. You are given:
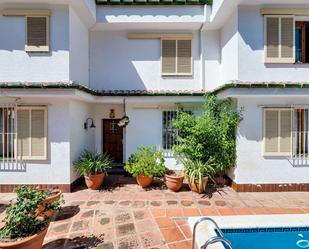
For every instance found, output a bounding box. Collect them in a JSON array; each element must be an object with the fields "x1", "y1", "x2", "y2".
[
  {"x1": 0, "y1": 186, "x2": 62, "y2": 242},
  {"x1": 183, "y1": 158, "x2": 215, "y2": 189},
  {"x1": 173, "y1": 94, "x2": 242, "y2": 175},
  {"x1": 124, "y1": 146, "x2": 166, "y2": 177},
  {"x1": 74, "y1": 150, "x2": 113, "y2": 175}
]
